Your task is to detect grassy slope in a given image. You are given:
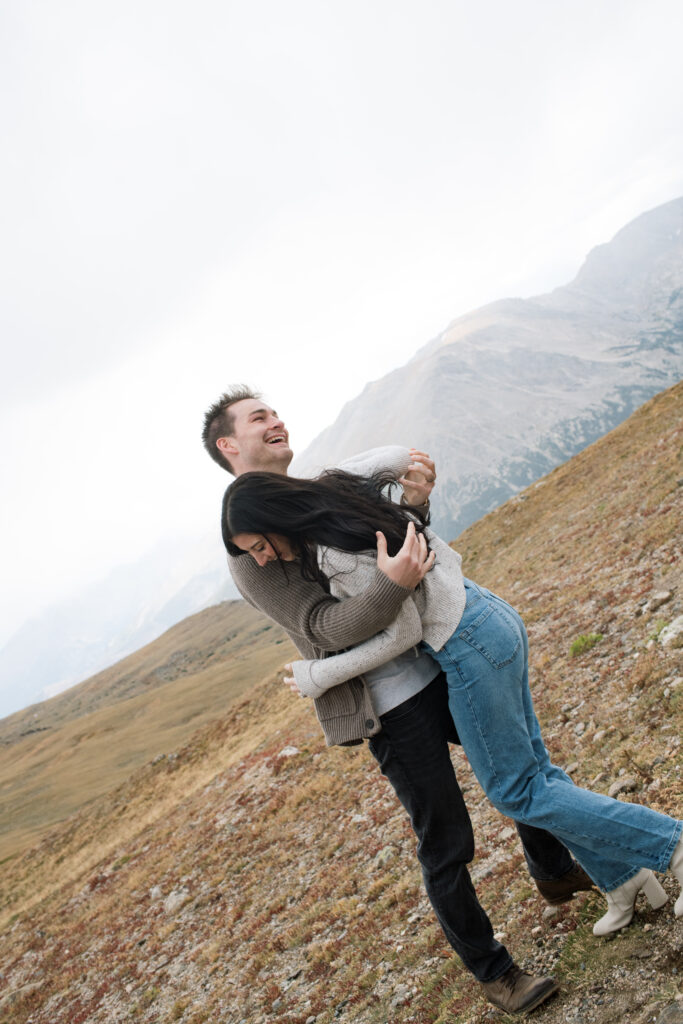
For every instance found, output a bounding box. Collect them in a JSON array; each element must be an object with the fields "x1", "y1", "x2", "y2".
[
  {"x1": 0, "y1": 601, "x2": 294, "y2": 859},
  {"x1": 0, "y1": 382, "x2": 681, "y2": 1024}
]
